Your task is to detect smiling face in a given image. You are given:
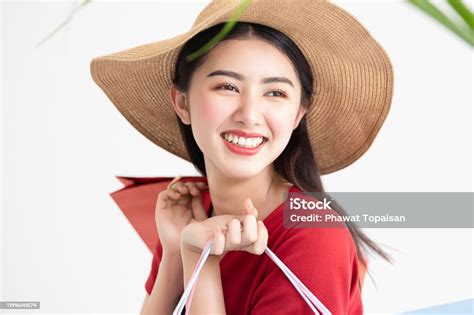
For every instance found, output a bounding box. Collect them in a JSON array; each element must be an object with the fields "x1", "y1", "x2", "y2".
[{"x1": 172, "y1": 37, "x2": 306, "y2": 179}]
